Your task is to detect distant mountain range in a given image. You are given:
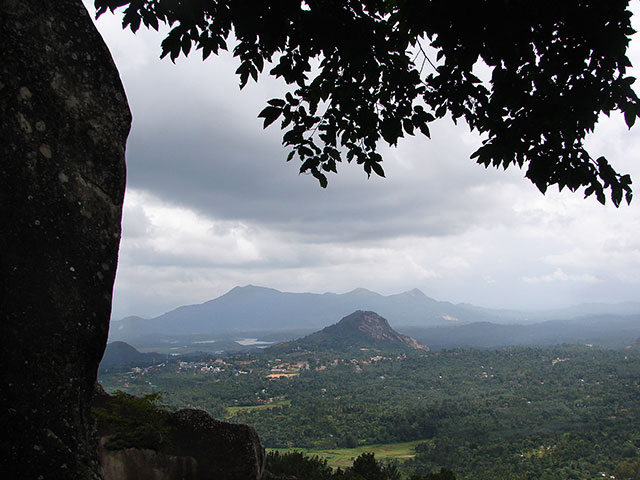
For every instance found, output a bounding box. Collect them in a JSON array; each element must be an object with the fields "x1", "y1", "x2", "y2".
[
  {"x1": 109, "y1": 285, "x2": 485, "y2": 340},
  {"x1": 110, "y1": 285, "x2": 640, "y2": 341},
  {"x1": 271, "y1": 310, "x2": 429, "y2": 353},
  {"x1": 402, "y1": 314, "x2": 640, "y2": 350}
]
